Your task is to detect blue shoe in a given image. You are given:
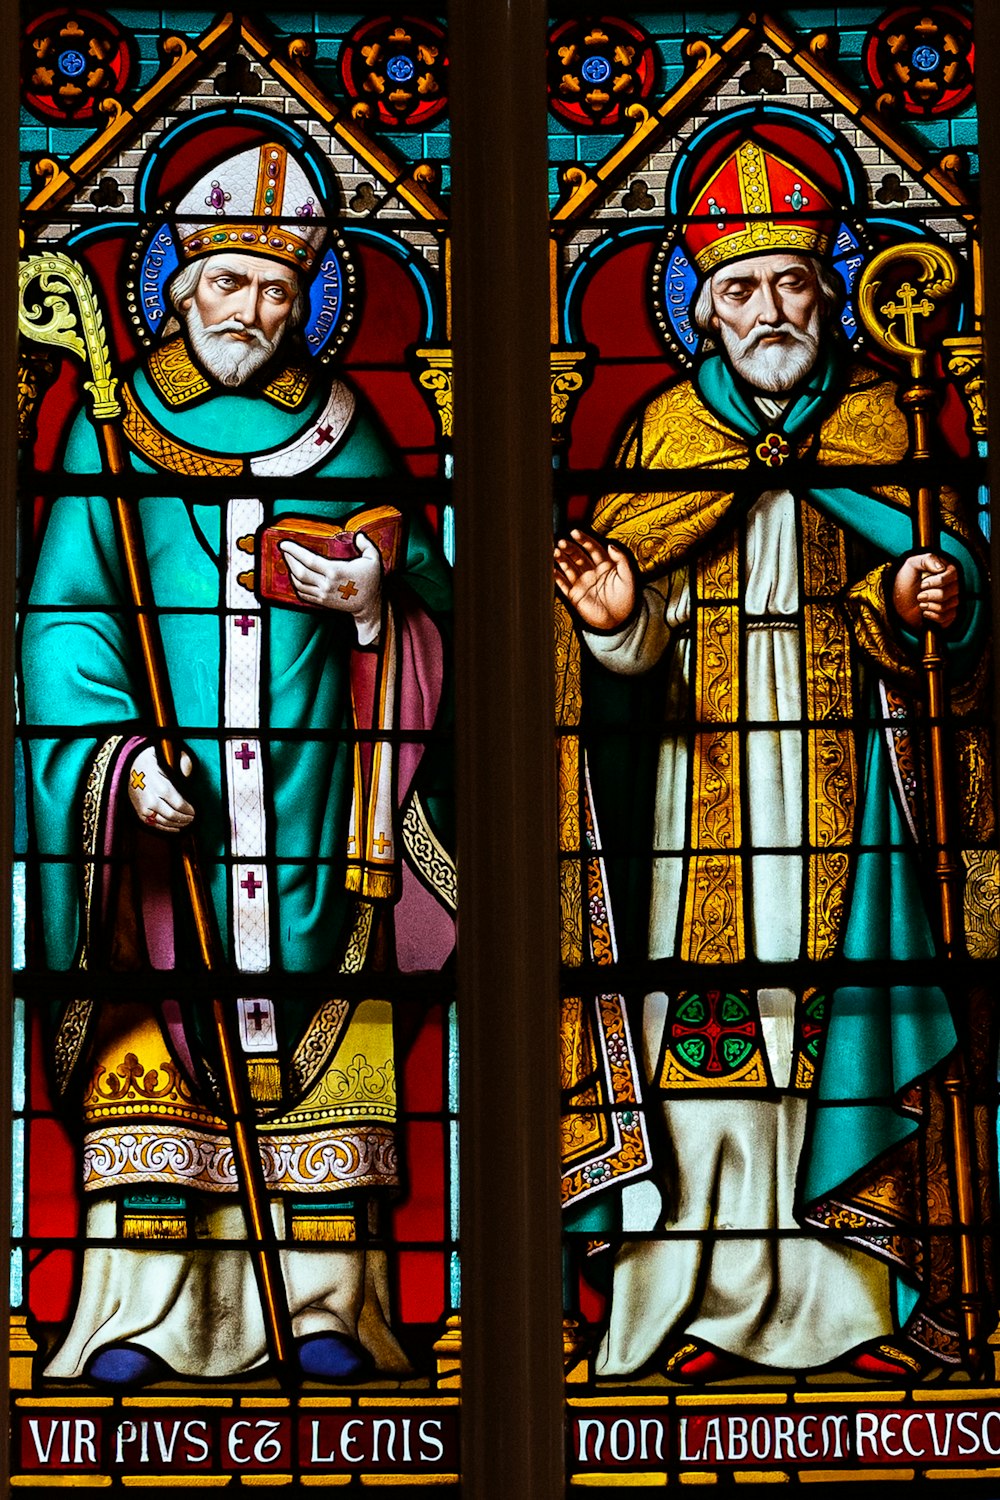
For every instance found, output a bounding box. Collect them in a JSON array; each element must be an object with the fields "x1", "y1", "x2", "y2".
[
  {"x1": 85, "y1": 1344, "x2": 168, "y2": 1388},
  {"x1": 297, "y1": 1333, "x2": 367, "y2": 1381}
]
